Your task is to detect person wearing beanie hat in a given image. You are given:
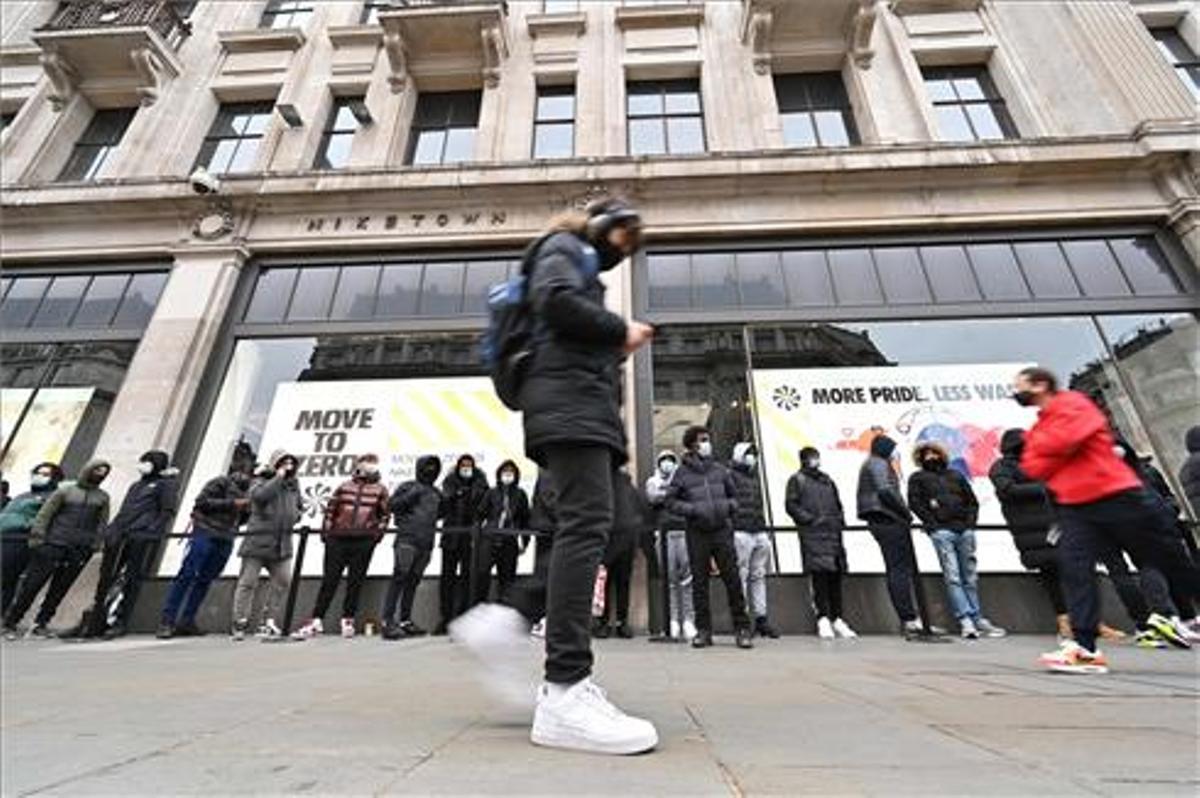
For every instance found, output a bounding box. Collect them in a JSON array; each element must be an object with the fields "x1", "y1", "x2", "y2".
[
  {"x1": 382, "y1": 455, "x2": 444, "y2": 639},
  {"x1": 0, "y1": 462, "x2": 65, "y2": 615},
  {"x1": 856, "y1": 433, "x2": 923, "y2": 637},
  {"x1": 293, "y1": 453, "x2": 390, "y2": 640},
  {"x1": 787, "y1": 447, "x2": 855, "y2": 640},
  {"x1": 231, "y1": 449, "x2": 302, "y2": 640}
]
